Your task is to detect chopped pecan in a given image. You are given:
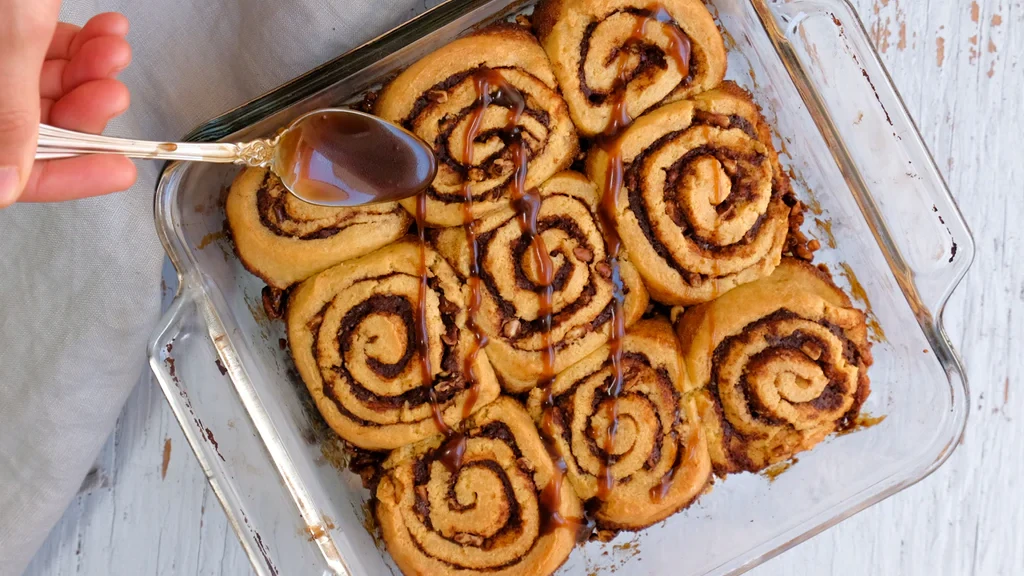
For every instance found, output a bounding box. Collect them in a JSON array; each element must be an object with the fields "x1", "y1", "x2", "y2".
[
  {"x1": 516, "y1": 457, "x2": 535, "y2": 473},
  {"x1": 502, "y1": 319, "x2": 521, "y2": 338},
  {"x1": 453, "y1": 533, "x2": 485, "y2": 546},
  {"x1": 489, "y1": 157, "x2": 514, "y2": 177},
  {"x1": 573, "y1": 246, "x2": 594, "y2": 263},
  {"x1": 566, "y1": 326, "x2": 586, "y2": 341}
]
